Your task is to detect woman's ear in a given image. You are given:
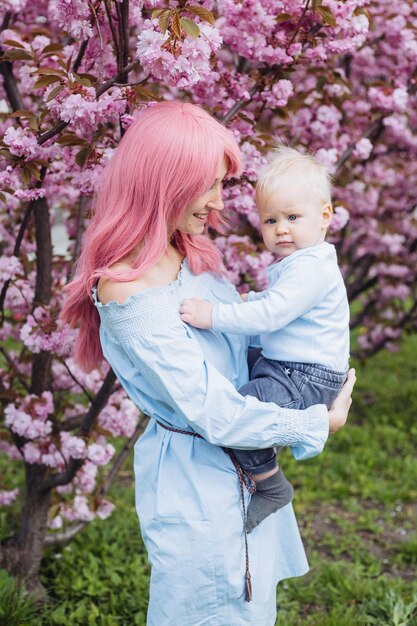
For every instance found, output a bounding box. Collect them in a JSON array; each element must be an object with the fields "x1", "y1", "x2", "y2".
[{"x1": 322, "y1": 203, "x2": 333, "y2": 228}]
